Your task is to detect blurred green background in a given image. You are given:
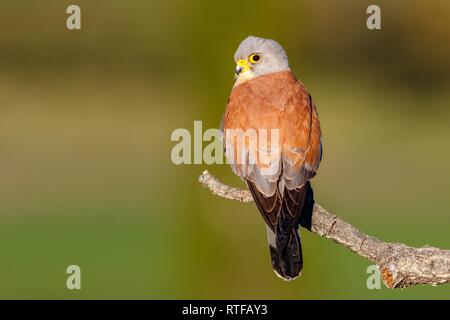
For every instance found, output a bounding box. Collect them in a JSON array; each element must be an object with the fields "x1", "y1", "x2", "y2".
[{"x1": 0, "y1": 0, "x2": 449, "y2": 299}]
